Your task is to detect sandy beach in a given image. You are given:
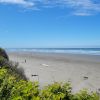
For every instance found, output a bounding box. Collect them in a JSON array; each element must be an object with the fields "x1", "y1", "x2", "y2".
[{"x1": 7, "y1": 52, "x2": 100, "y2": 93}]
